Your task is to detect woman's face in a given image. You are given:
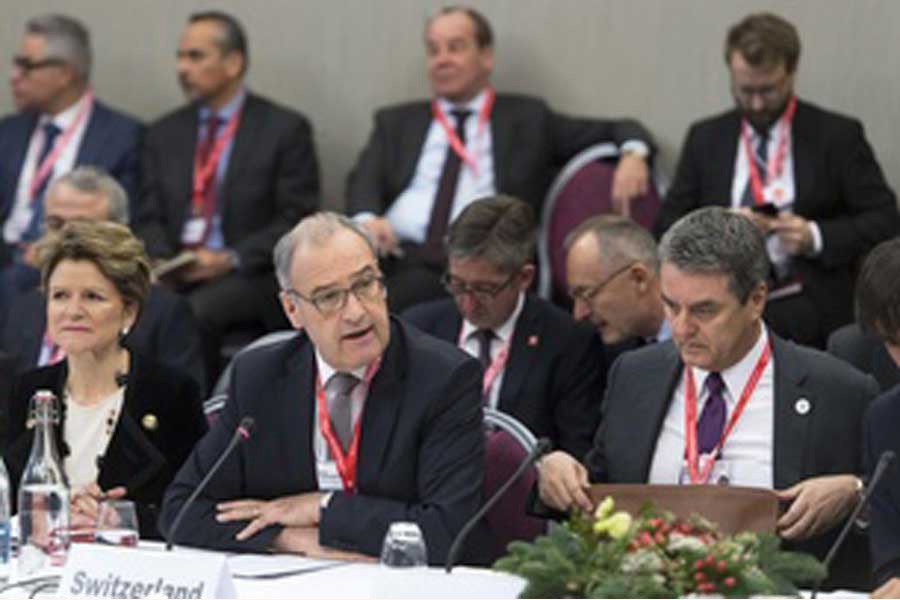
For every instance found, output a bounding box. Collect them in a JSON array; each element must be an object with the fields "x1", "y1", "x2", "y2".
[{"x1": 46, "y1": 259, "x2": 136, "y2": 356}]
